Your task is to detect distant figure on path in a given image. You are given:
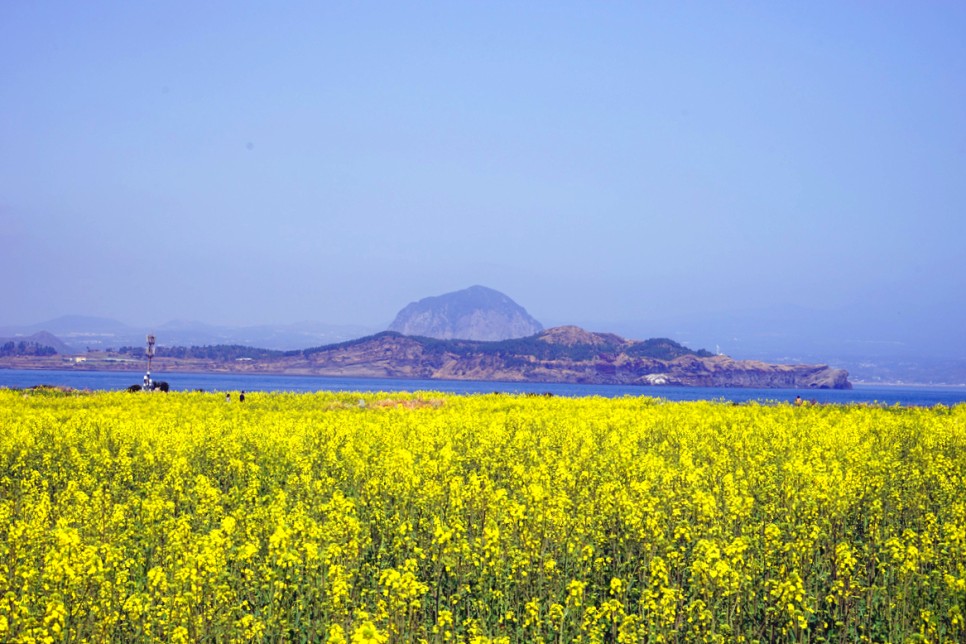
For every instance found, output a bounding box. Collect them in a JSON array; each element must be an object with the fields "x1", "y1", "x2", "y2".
[
  {"x1": 240, "y1": 391, "x2": 246, "y2": 402},
  {"x1": 226, "y1": 392, "x2": 230, "y2": 402}
]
